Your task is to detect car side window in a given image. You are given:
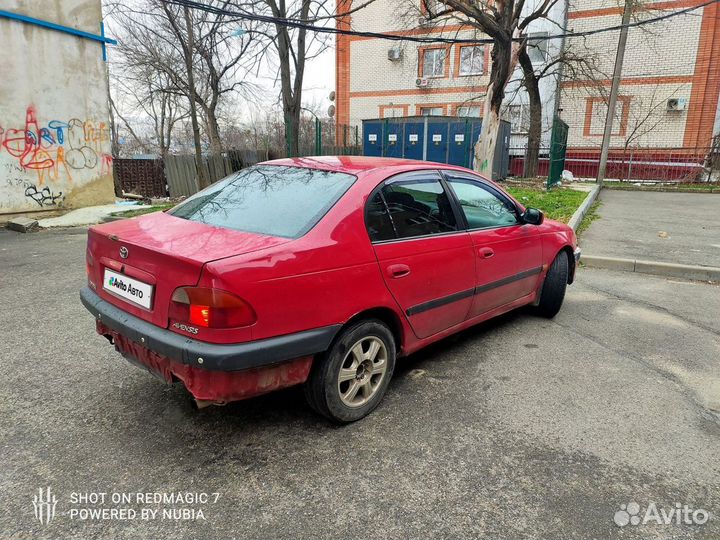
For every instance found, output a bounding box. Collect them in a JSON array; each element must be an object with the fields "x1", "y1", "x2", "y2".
[
  {"x1": 447, "y1": 178, "x2": 519, "y2": 229},
  {"x1": 366, "y1": 192, "x2": 396, "y2": 242},
  {"x1": 378, "y1": 178, "x2": 457, "y2": 240}
]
